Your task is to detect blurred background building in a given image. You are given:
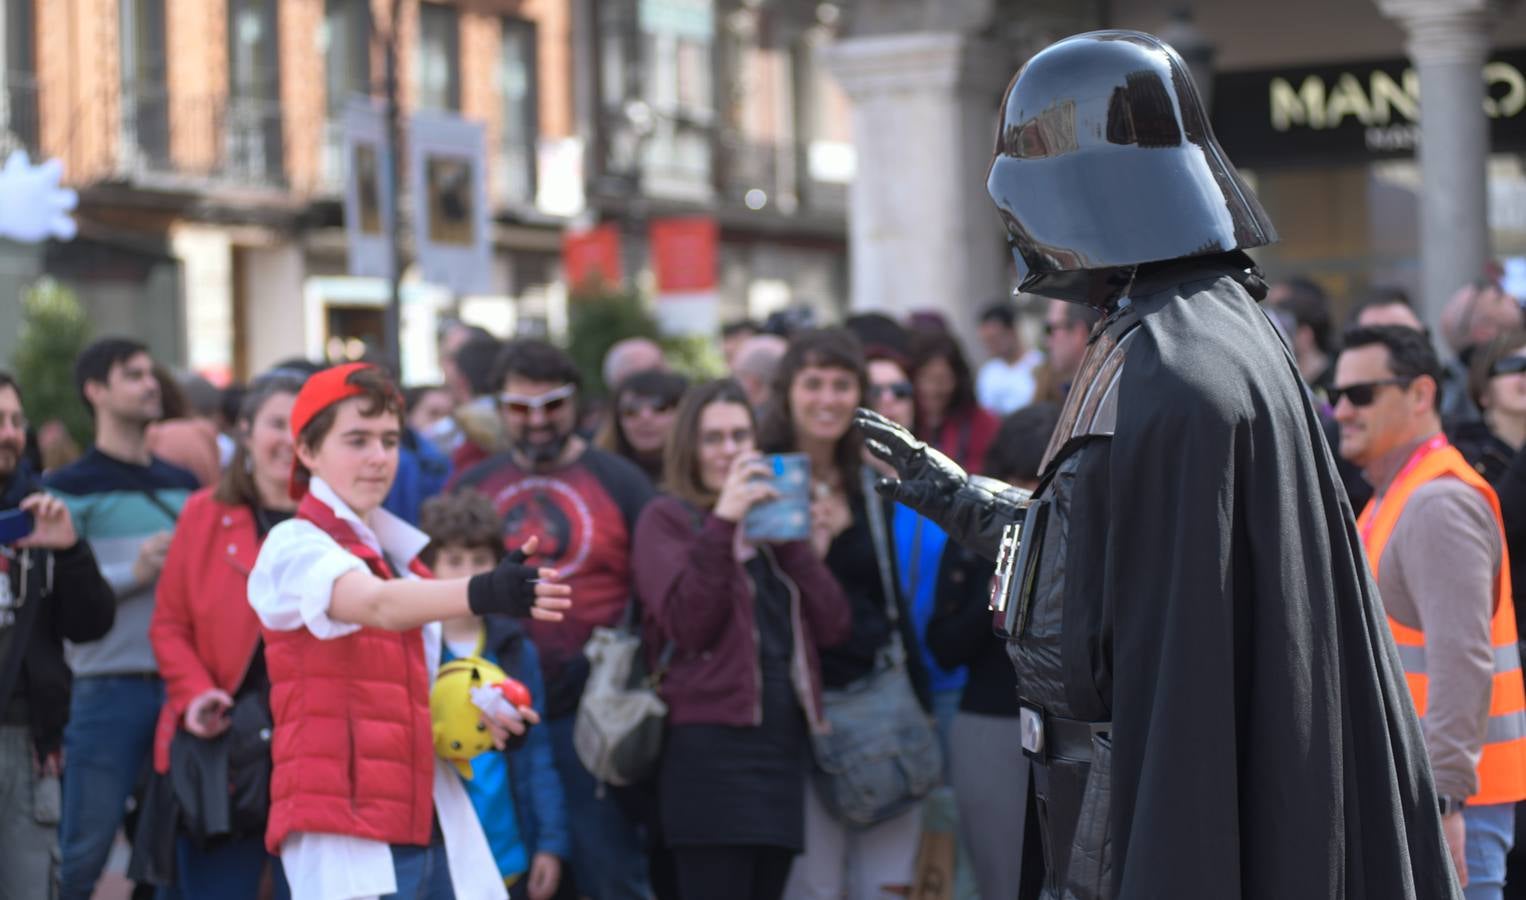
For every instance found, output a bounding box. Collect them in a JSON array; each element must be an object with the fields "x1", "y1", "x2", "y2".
[{"x1": 2, "y1": 0, "x2": 1525, "y2": 381}]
